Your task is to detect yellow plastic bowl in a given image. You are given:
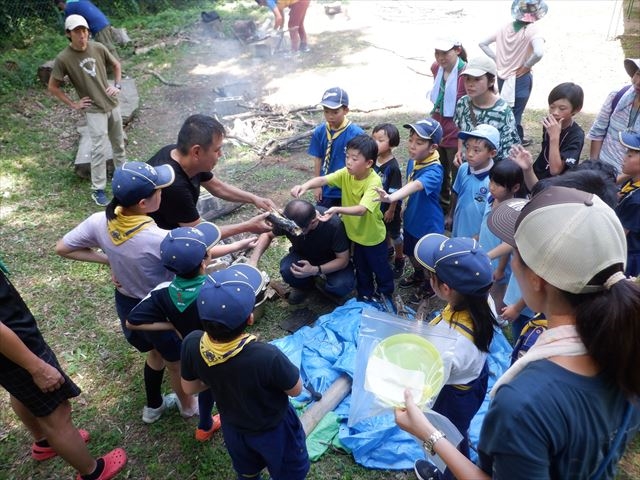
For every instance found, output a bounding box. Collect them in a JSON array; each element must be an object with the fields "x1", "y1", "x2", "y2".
[{"x1": 365, "y1": 333, "x2": 445, "y2": 408}]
